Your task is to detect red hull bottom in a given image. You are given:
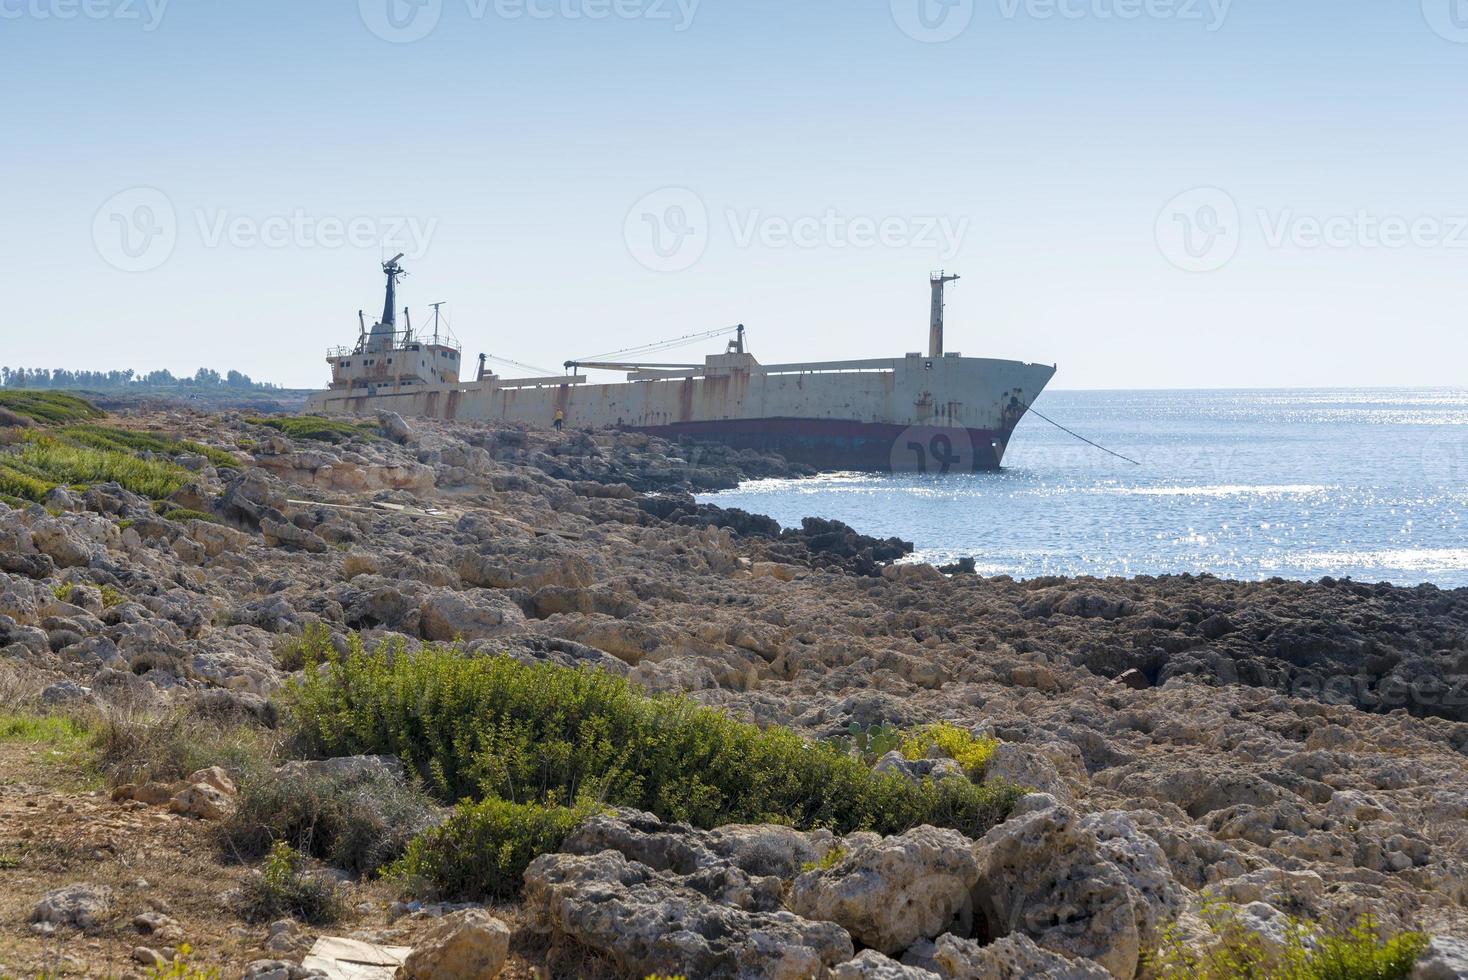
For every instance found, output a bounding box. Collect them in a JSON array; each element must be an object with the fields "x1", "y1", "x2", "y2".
[{"x1": 632, "y1": 418, "x2": 1007, "y2": 473}]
